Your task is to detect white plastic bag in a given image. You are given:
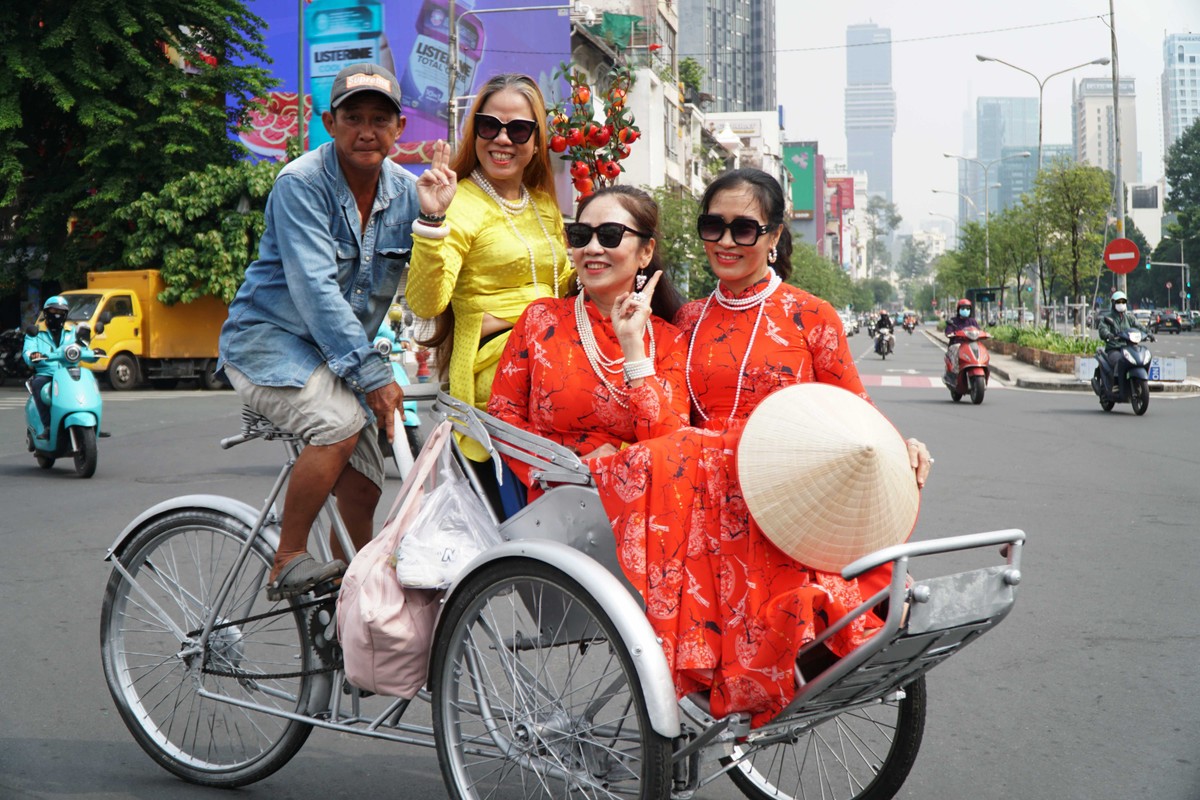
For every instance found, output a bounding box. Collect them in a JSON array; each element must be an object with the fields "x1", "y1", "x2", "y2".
[{"x1": 392, "y1": 444, "x2": 502, "y2": 588}]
